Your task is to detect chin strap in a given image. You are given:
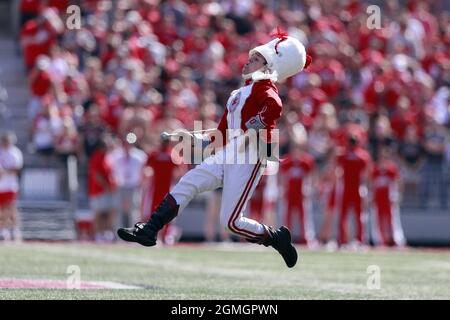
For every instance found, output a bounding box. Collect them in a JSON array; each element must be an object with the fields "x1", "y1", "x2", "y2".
[
  {"x1": 242, "y1": 67, "x2": 277, "y2": 83},
  {"x1": 242, "y1": 72, "x2": 253, "y2": 81}
]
